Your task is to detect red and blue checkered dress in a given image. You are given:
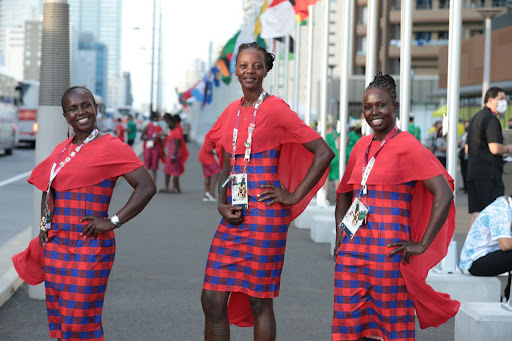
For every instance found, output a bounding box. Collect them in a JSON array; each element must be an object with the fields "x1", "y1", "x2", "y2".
[
  {"x1": 143, "y1": 123, "x2": 162, "y2": 170},
  {"x1": 44, "y1": 178, "x2": 117, "y2": 341},
  {"x1": 203, "y1": 148, "x2": 291, "y2": 298},
  {"x1": 332, "y1": 182, "x2": 416, "y2": 341},
  {"x1": 202, "y1": 162, "x2": 220, "y2": 178}
]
